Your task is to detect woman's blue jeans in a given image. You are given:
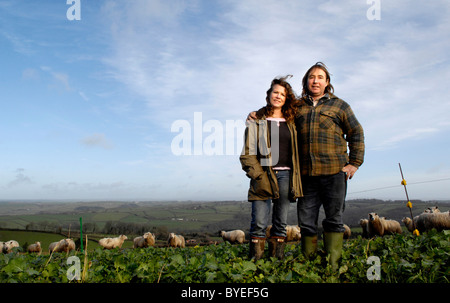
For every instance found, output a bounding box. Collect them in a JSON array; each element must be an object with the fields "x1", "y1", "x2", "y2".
[
  {"x1": 250, "y1": 170, "x2": 291, "y2": 238},
  {"x1": 297, "y1": 171, "x2": 347, "y2": 236}
]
